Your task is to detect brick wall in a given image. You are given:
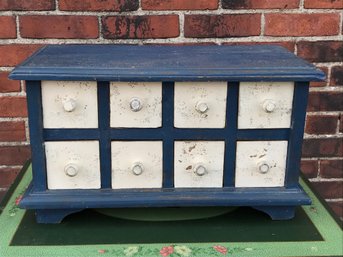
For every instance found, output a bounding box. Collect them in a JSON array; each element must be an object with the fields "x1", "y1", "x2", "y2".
[{"x1": 0, "y1": 0, "x2": 342, "y2": 218}]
